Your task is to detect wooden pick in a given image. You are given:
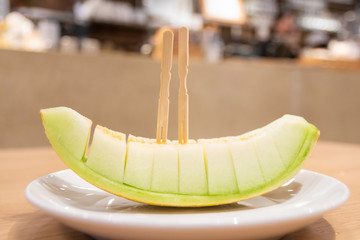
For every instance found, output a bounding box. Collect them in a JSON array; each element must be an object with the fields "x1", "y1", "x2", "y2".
[
  {"x1": 156, "y1": 30, "x2": 174, "y2": 144},
  {"x1": 178, "y1": 26, "x2": 189, "y2": 144}
]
